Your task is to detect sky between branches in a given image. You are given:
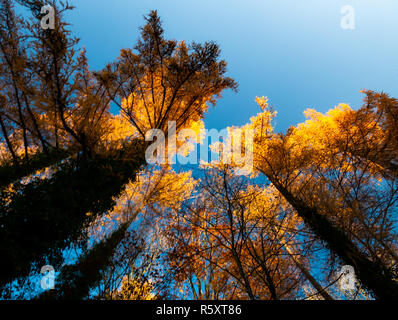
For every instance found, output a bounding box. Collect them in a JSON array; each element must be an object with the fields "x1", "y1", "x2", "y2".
[{"x1": 14, "y1": 0, "x2": 398, "y2": 132}]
